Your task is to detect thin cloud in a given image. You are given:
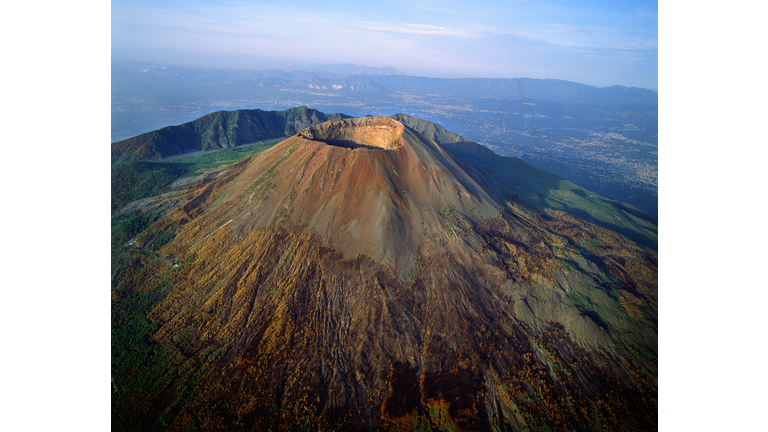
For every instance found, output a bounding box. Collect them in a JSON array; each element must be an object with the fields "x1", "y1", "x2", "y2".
[
  {"x1": 349, "y1": 21, "x2": 476, "y2": 37},
  {"x1": 546, "y1": 23, "x2": 657, "y2": 38},
  {"x1": 479, "y1": 23, "x2": 656, "y2": 52},
  {"x1": 114, "y1": 22, "x2": 296, "y2": 41},
  {"x1": 543, "y1": 24, "x2": 657, "y2": 48},
  {"x1": 479, "y1": 27, "x2": 549, "y2": 41}
]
